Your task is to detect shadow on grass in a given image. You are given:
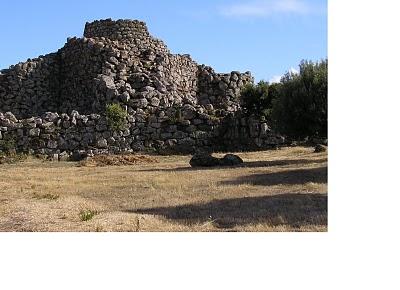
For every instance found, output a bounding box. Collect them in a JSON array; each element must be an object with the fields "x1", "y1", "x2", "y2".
[
  {"x1": 126, "y1": 193, "x2": 327, "y2": 229},
  {"x1": 136, "y1": 158, "x2": 327, "y2": 172},
  {"x1": 221, "y1": 166, "x2": 327, "y2": 187}
]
